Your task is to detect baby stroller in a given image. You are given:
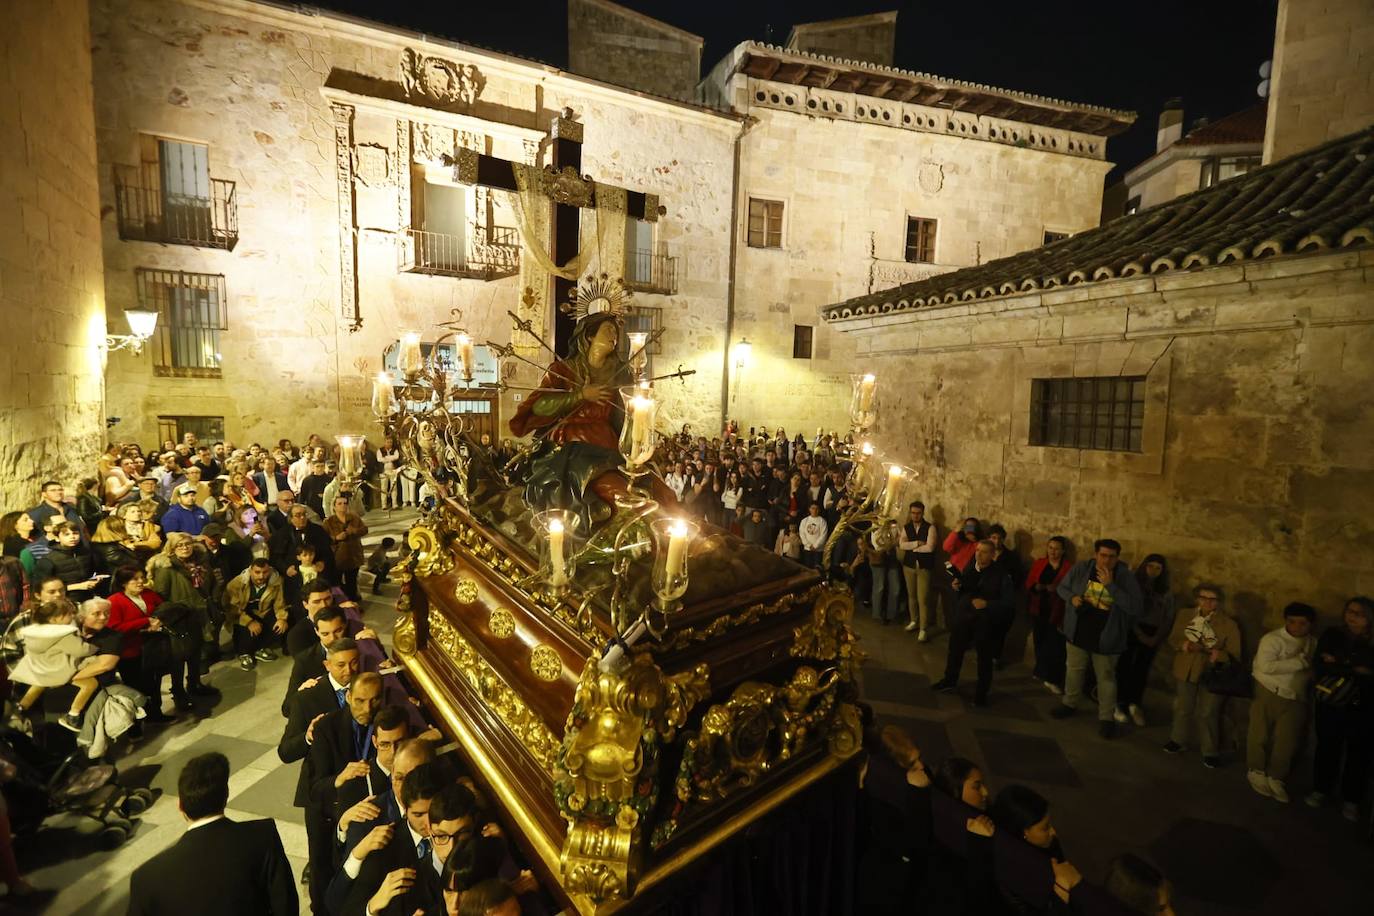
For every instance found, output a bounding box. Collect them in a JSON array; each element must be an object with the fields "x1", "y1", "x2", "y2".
[{"x1": 0, "y1": 724, "x2": 151, "y2": 848}]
